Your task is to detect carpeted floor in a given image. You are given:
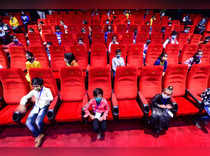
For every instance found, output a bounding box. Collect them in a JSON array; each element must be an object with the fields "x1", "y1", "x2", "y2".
[{"x1": 0, "y1": 118, "x2": 210, "y2": 147}]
